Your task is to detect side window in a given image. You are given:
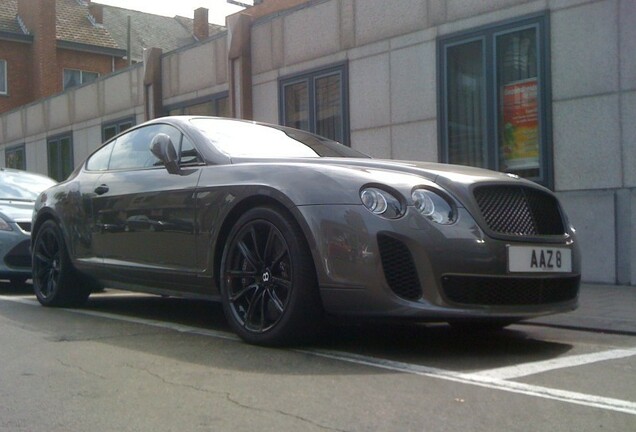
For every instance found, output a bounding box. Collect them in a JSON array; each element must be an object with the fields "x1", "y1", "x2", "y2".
[
  {"x1": 105, "y1": 124, "x2": 202, "y2": 171},
  {"x1": 86, "y1": 141, "x2": 115, "y2": 171},
  {"x1": 179, "y1": 135, "x2": 201, "y2": 165},
  {"x1": 109, "y1": 126, "x2": 162, "y2": 170}
]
